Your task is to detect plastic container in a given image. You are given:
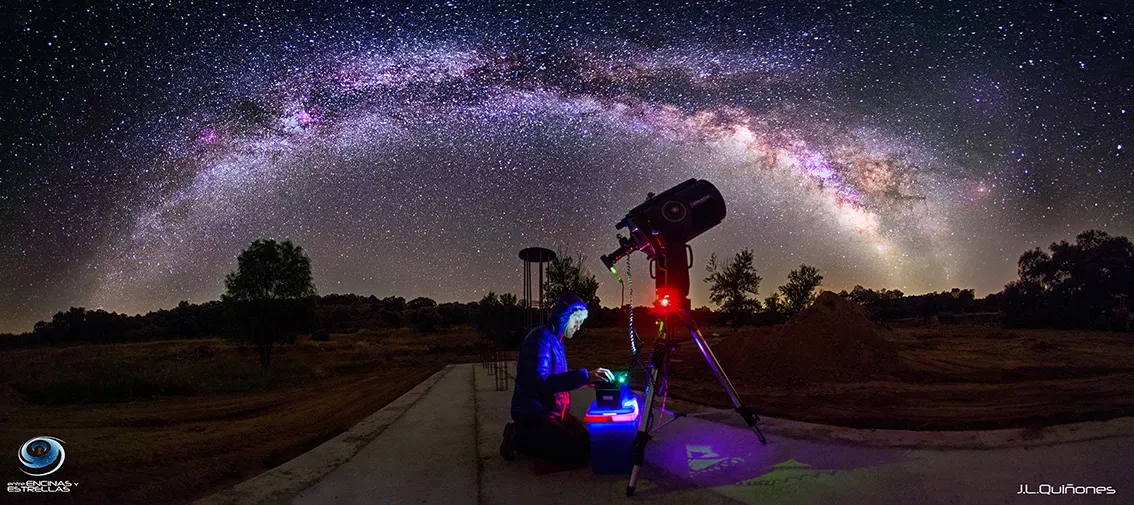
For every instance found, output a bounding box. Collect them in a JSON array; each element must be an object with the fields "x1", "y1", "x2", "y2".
[{"x1": 584, "y1": 391, "x2": 640, "y2": 474}]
